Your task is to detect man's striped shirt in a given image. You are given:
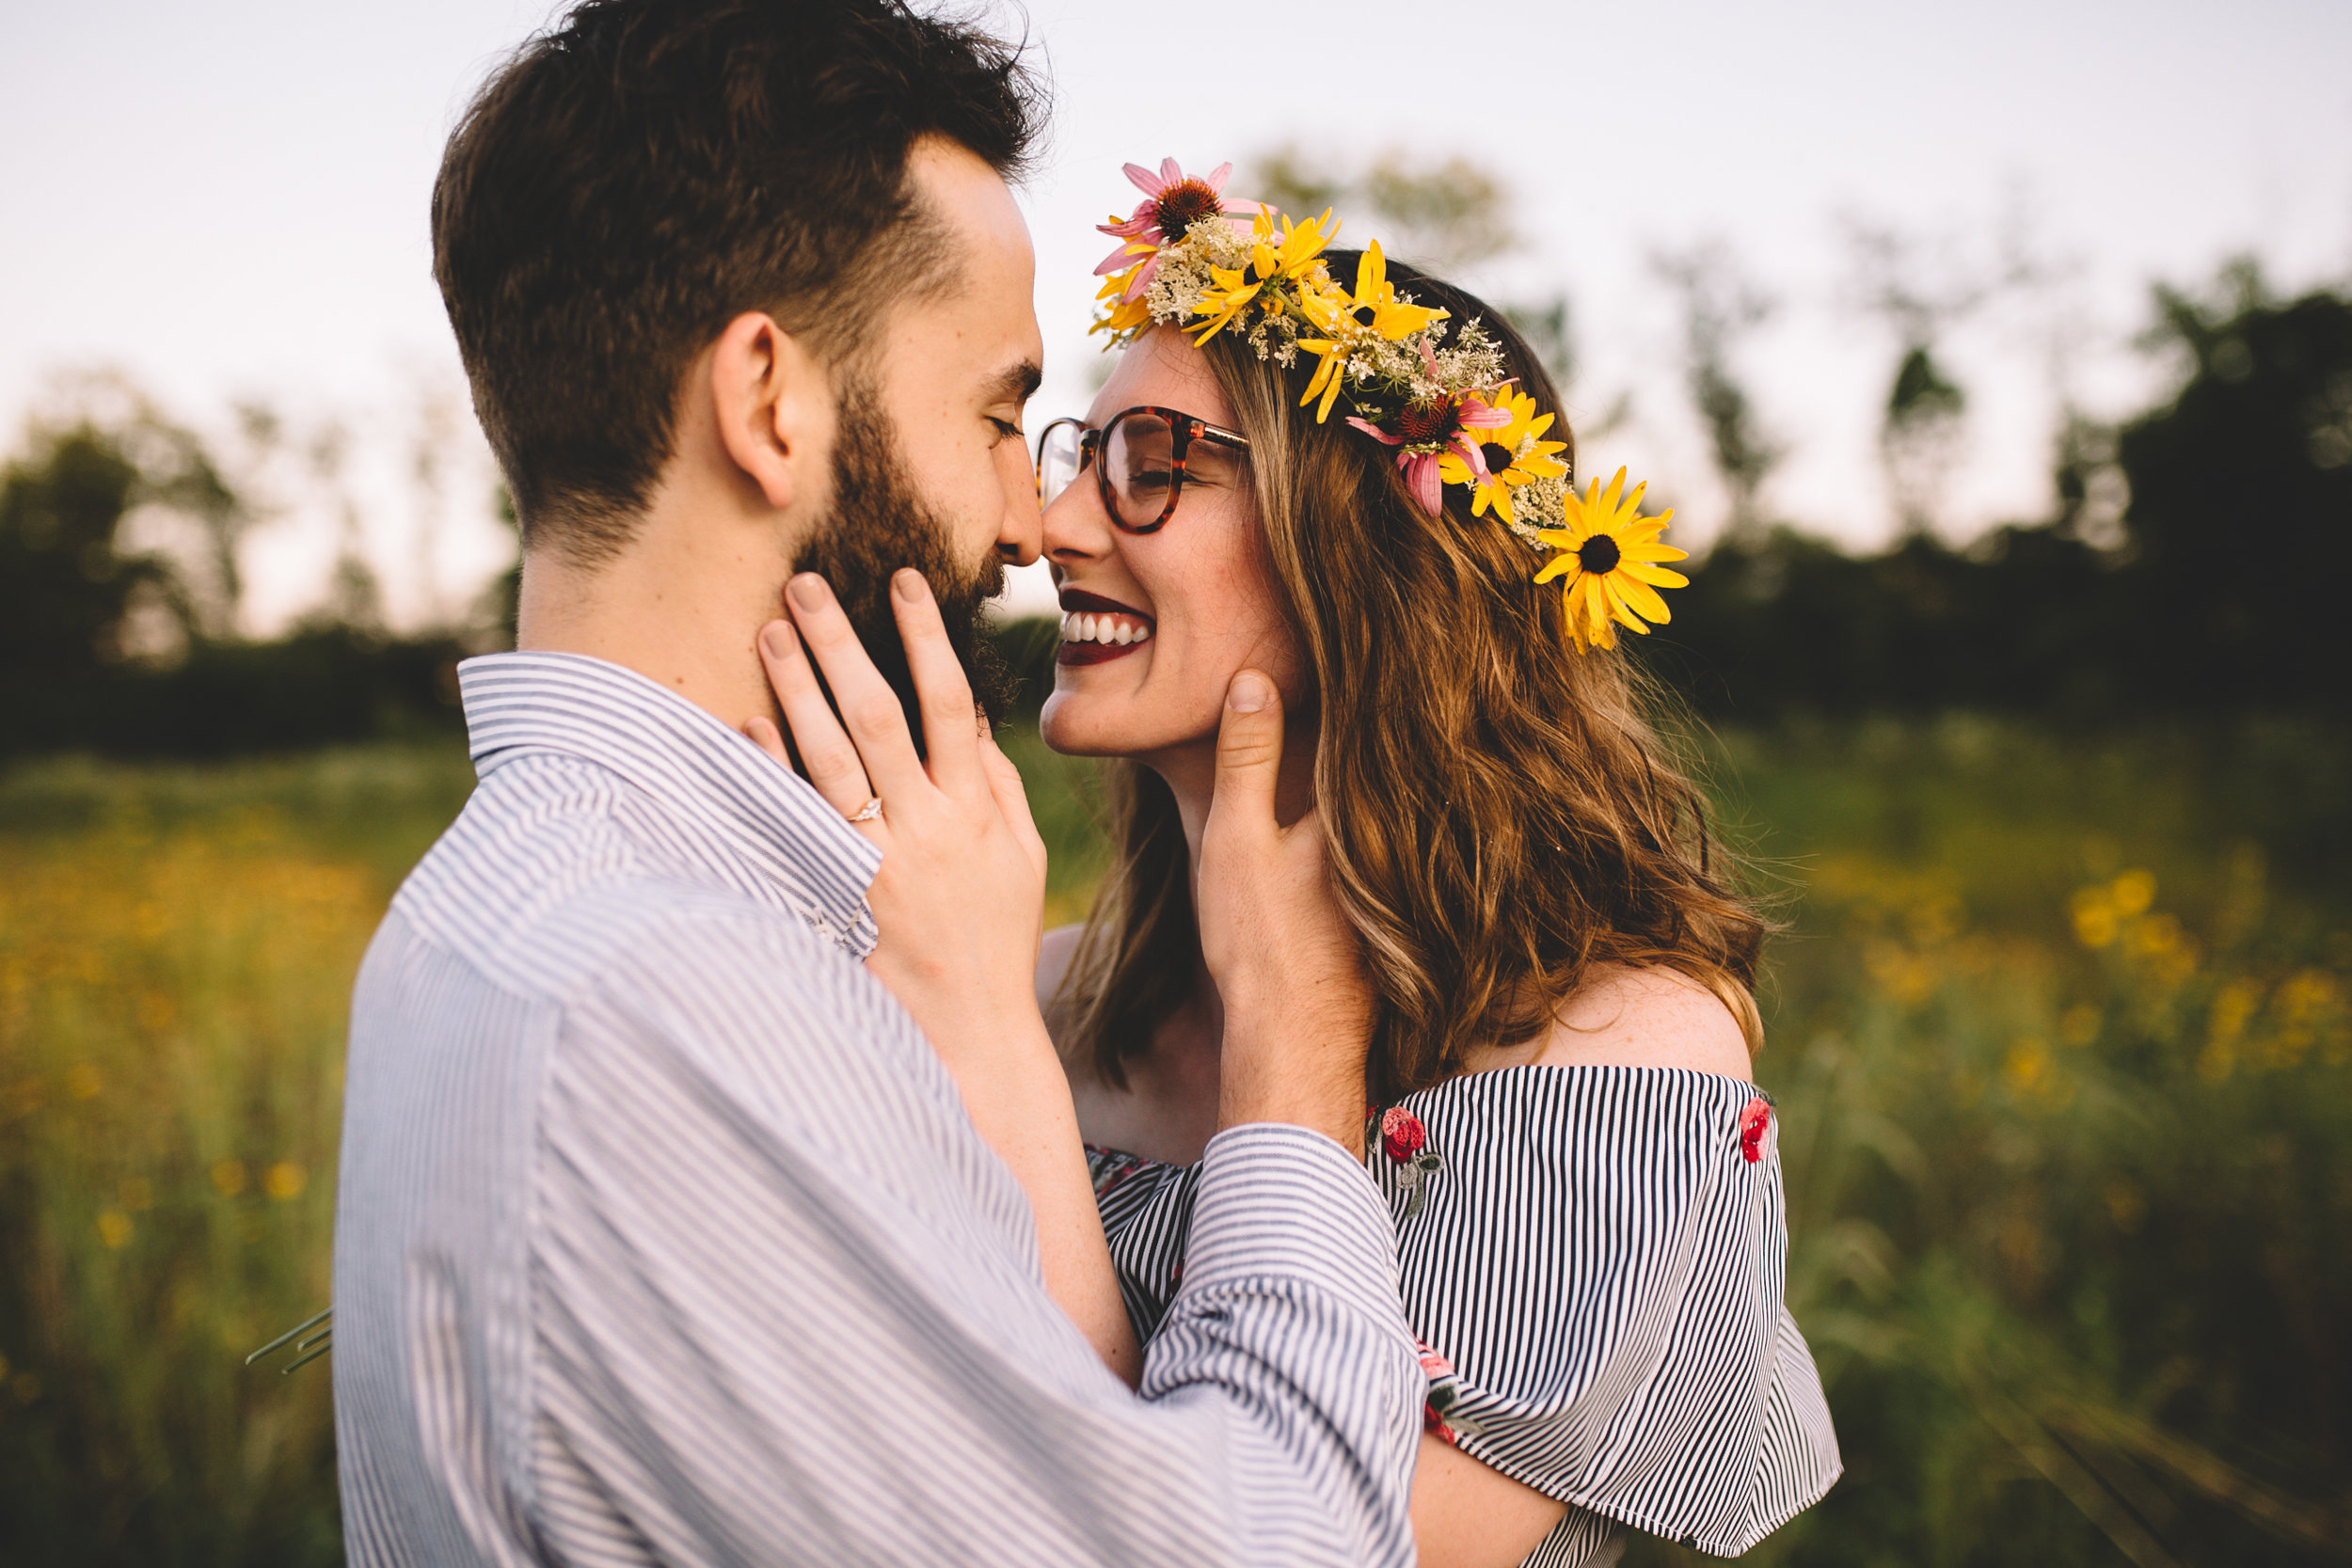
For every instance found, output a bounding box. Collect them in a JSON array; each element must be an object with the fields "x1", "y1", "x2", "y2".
[{"x1": 331, "y1": 650, "x2": 1422, "y2": 1567}]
